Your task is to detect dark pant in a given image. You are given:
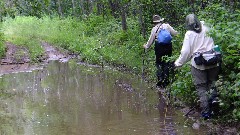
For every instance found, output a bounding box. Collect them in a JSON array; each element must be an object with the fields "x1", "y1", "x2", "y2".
[
  {"x1": 154, "y1": 42, "x2": 172, "y2": 88},
  {"x1": 191, "y1": 66, "x2": 220, "y2": 114}
]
